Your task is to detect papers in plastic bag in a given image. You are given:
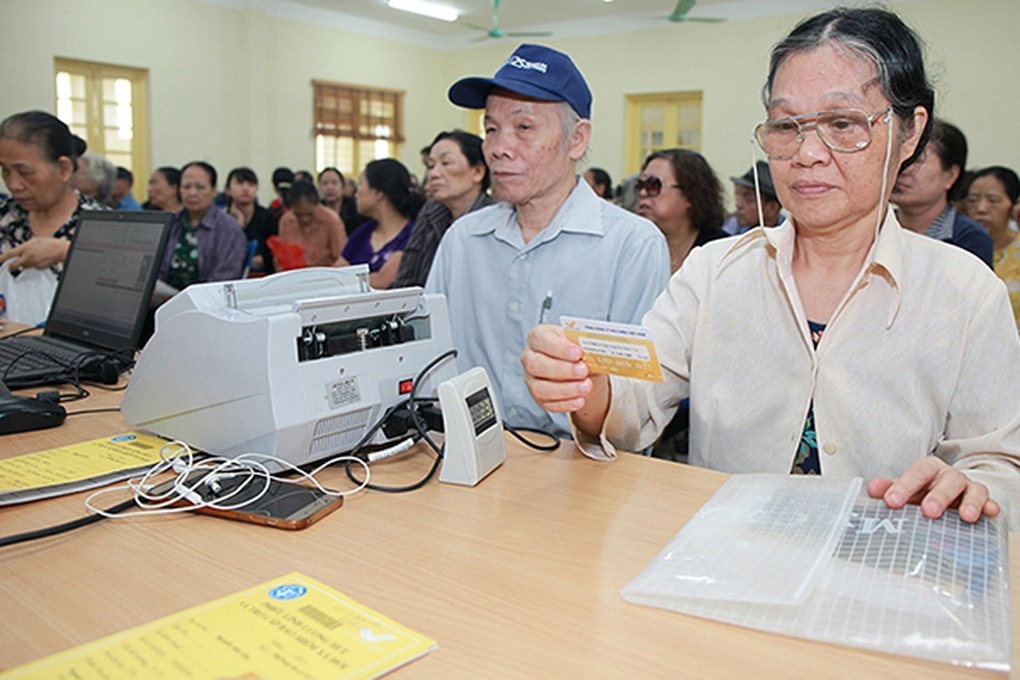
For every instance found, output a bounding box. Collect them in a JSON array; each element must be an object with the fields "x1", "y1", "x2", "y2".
[{"x1": 621, "y1": 474, "x2": 1011, "y2": 671}]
